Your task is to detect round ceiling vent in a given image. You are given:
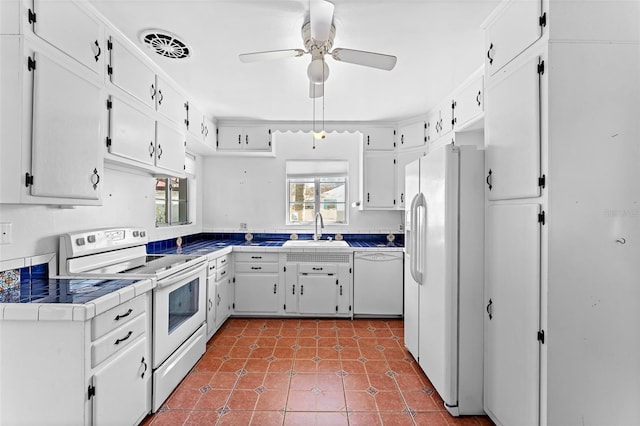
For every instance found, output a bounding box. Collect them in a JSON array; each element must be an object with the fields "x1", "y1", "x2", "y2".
[{"x1": 140, "y1": 30, "x2": 191, "y2": 59}]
